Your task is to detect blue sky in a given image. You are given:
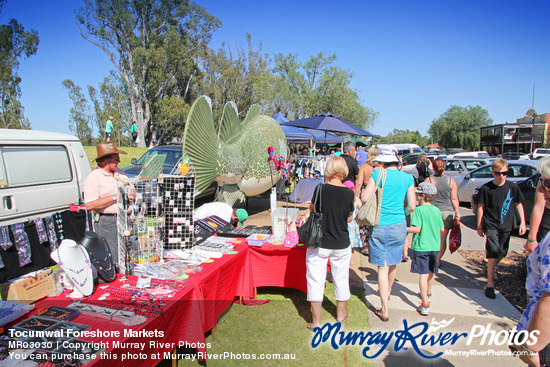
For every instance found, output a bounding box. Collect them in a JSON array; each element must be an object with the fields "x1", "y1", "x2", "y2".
[{"x1": 2, "y1": 0, "x2": 549, "y2": 138}]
